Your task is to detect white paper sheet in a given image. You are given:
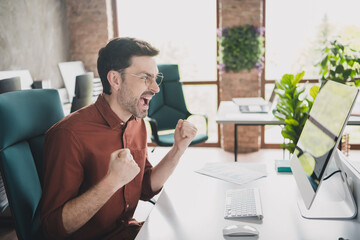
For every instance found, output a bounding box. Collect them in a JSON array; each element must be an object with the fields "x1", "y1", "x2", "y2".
[{"x1": 195, "y1": 162, "x2": 267, "y2": 185}]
